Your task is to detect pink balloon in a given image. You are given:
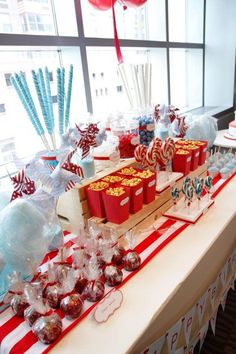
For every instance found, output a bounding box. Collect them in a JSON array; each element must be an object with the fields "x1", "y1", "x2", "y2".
[
  {"x1": 125, "y1": 0, "x2": 147, "y2": 8},
  {"x1": 88, "y1": 0, "x2": 117, "y2": 11}
]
